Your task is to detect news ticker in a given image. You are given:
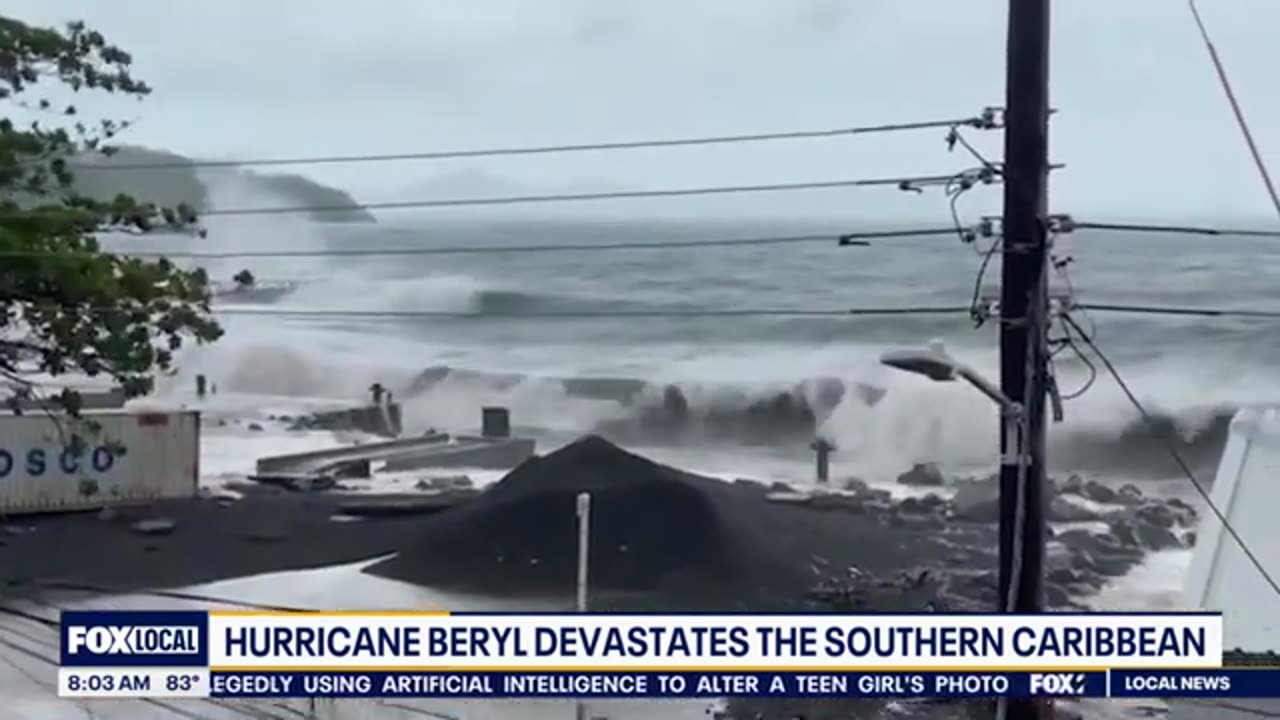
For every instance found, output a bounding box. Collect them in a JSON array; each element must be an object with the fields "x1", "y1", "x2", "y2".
[{"x1": 58, "y1": 669, "x2": 1279, "y2": 699}]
